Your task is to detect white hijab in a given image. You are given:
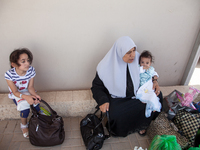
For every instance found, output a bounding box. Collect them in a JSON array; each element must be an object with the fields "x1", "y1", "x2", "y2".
[{"x1": 97, "y1": 36, "x2": 140, "y2": 98}]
